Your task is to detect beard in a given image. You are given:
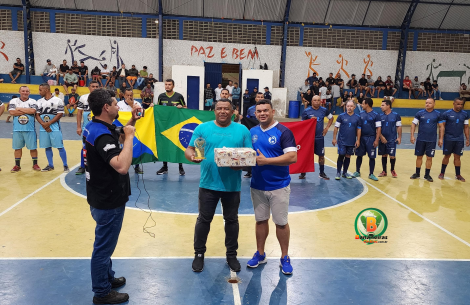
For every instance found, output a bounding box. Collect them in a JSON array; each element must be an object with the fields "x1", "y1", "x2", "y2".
[{"x1": 114, "y1": 113, "x2": 119, "y2": 120}]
